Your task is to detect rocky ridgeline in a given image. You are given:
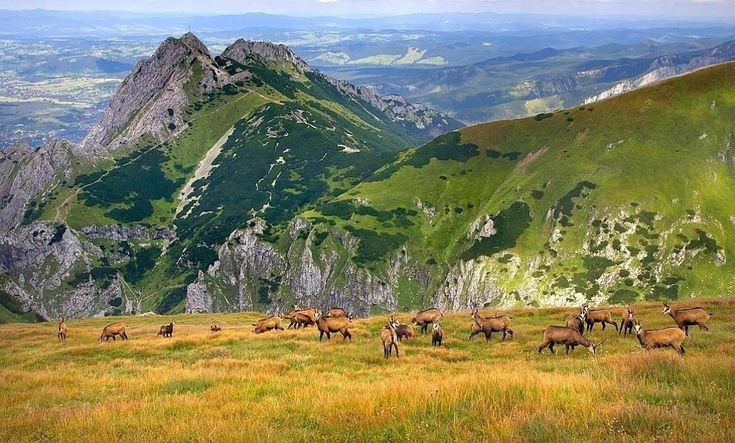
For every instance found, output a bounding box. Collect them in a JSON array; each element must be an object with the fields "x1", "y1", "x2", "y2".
[{"x1": 222, "y1": 38, "x2": 310, "y2": 73}]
